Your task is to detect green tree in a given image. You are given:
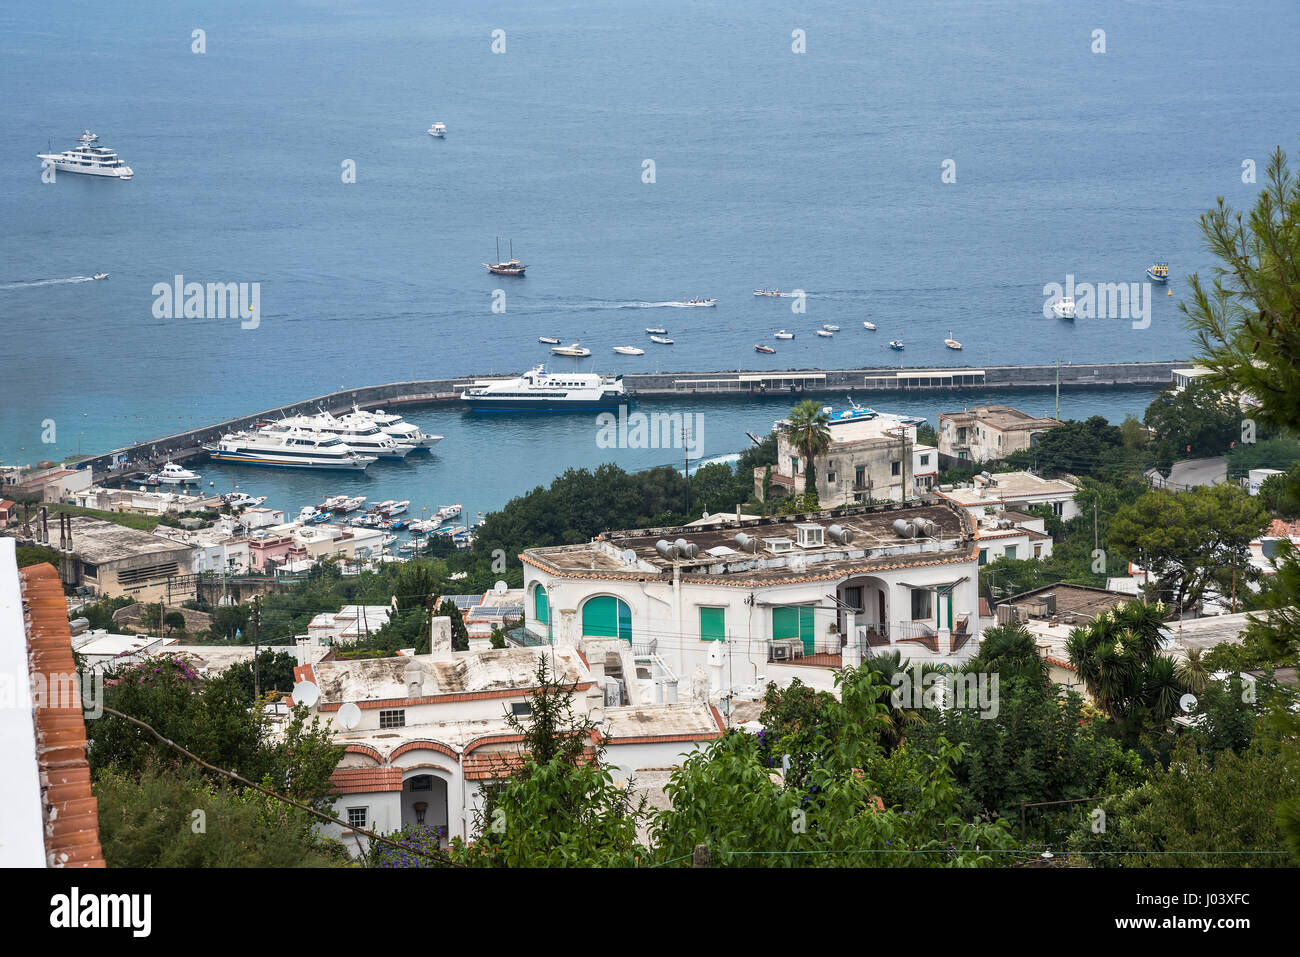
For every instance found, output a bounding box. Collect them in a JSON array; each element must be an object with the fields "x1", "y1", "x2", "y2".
[
  {"x1": 785, "y1": 400, "x2": 831, "y2": 505},
  {"x1": 1064, "y1": 599, "x2": 1185, "y2": 743},
  {"x1": 1143, "y1": 379, "x2": 1244, "y2": 470},
  {"x1": 95, "y1": 765, "x2": 347, "y2": 868},
  {"x1": 437, "y1": 599, "x2": 470, "y2": 651},
  {"x1": 163, "y1": 611, "x2": 187, "y2": 637},
  {"x1": 962, "y1": 622, "x2": 1050, "y2": 692},
  {"x1": 1108, "y1": 484, "x2": 1268, "y2": 611}
]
